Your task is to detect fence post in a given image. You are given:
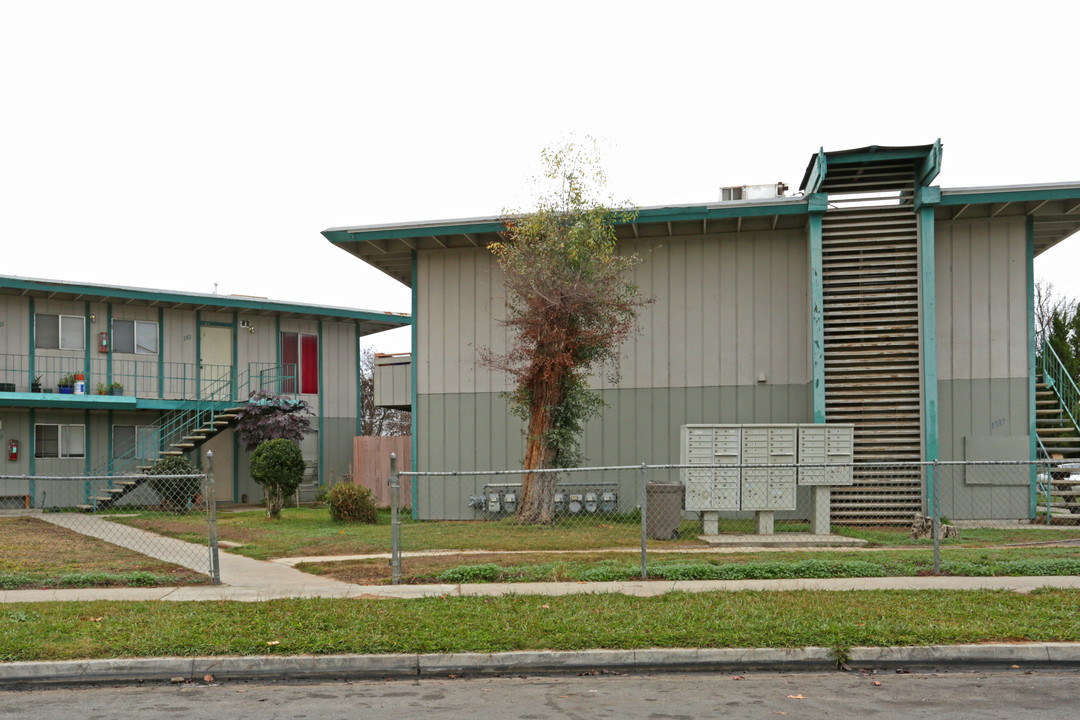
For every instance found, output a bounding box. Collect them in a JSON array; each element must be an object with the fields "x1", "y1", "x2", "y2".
[
  {"x1": 206, "y1": 449, "x2": 221, "y2": 585},
  {"x1": 932, "y1": 459, "x2": 940, "y2": 576},
  {"x1": 389, "y1": 452, "x2": 401, "y2": 585},
  {"x1": 640, "y1": 463, "x2": 648, "y2": 580}
]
